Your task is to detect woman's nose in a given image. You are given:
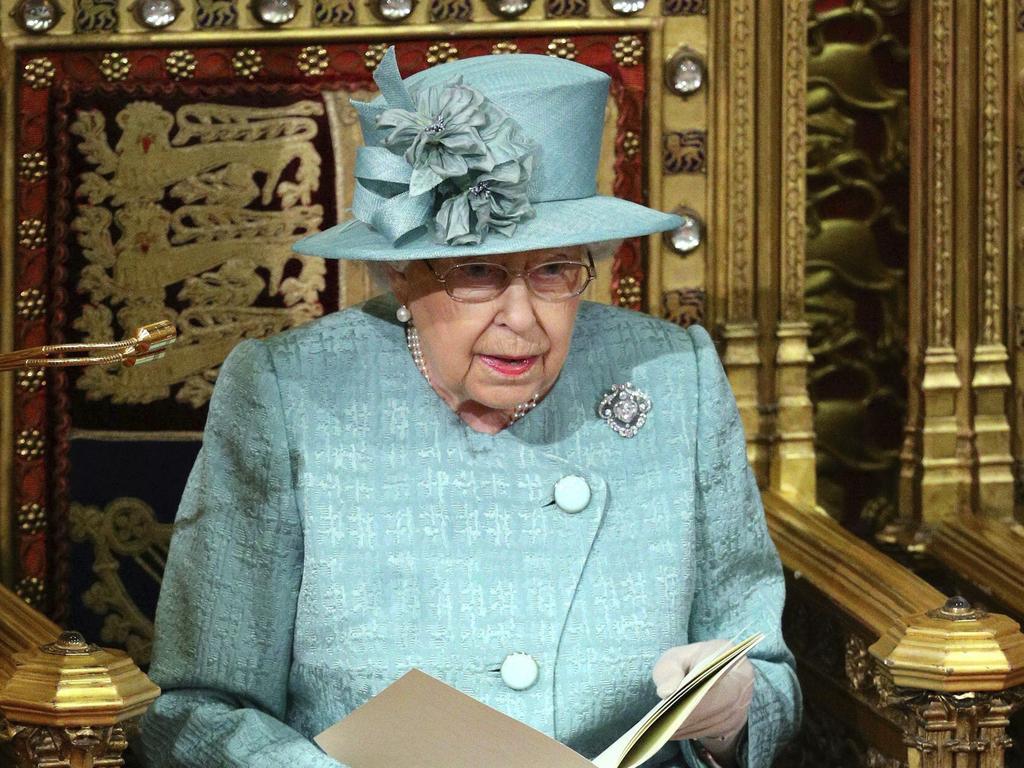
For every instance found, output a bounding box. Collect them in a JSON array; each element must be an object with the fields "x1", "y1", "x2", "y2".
[{"x1": 493, "y1": 276, "x2": 538, "y2": 332}]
